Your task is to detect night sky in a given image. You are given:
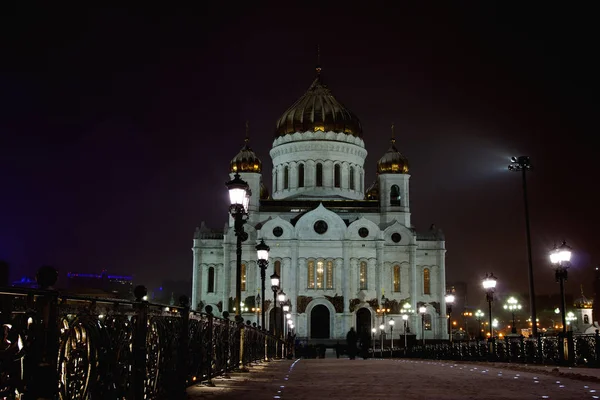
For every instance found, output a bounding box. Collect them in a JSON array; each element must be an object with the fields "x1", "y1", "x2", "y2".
[{"x1": 1, "y1": 3, "x2": 598, "y2": 304}]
